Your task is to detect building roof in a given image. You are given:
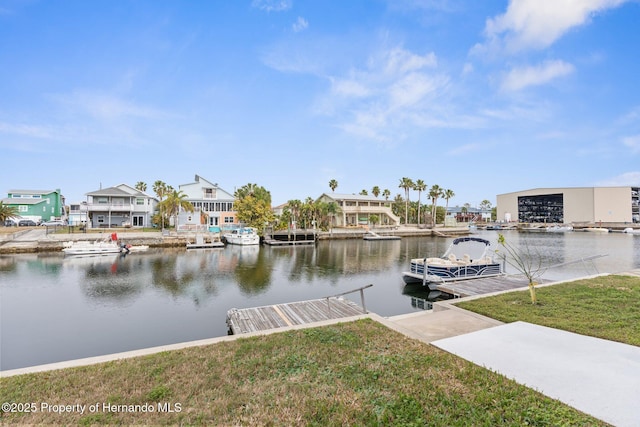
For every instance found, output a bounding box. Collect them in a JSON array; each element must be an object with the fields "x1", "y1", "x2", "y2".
[
  {"x1": 319, "y1": 192, "x2": 392, "y2": 202},
  {"x1": 8, "y1": 189, "x2": 59, "y2": 195},
  {"x1": 86, "y1": 184, "x2": 154, "y2": 199},
  {"x1": 1, "y1": 197, "x2": 47, "y2": 205}
]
